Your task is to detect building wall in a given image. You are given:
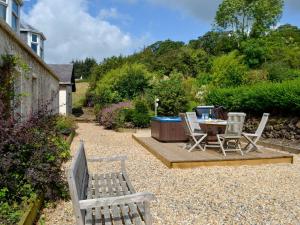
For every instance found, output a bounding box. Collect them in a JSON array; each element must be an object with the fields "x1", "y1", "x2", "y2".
[
  {"x1": 0, "y1": 20, "x2": 59, "y2": 120},
  {"x1": 59, "y1": 85, "x2": 72, "y2": 115}
]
